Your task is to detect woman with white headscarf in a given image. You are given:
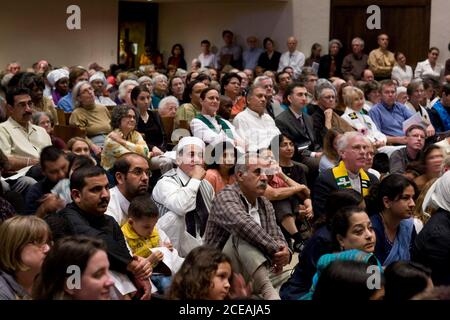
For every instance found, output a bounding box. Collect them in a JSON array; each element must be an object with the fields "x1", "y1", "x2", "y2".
[{"x1": 412, "y1": 171, "x2": 450, "y2": 286}]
